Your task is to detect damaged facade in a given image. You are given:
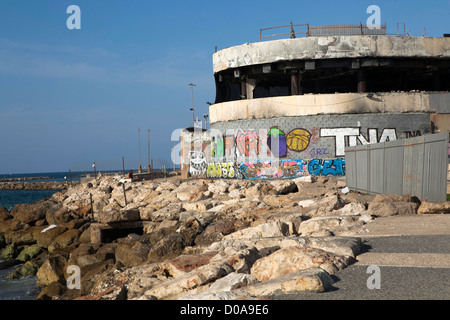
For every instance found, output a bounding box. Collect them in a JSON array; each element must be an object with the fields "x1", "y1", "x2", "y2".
[{"x1": 184, "y1": 25, "x2": 450, "y2": 179}]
